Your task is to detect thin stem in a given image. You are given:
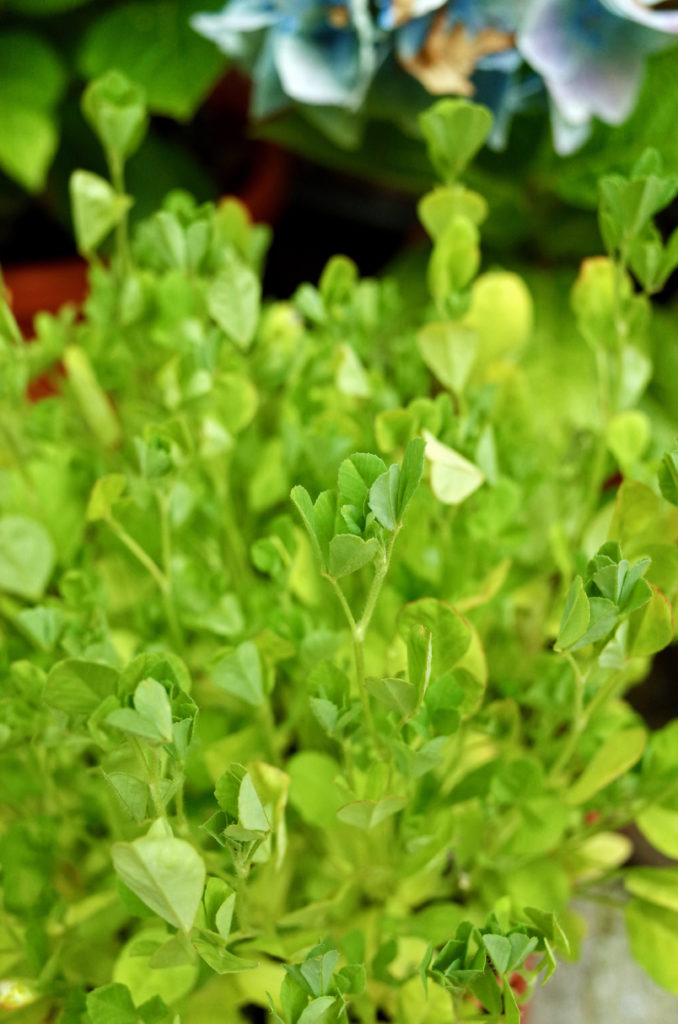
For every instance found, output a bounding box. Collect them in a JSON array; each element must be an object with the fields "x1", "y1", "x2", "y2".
[
  {"x1": 110, "y1": 156, "x2": 130, "y2": 280},
  {"x1": 326, "y1": 529, "x2": 401, "y2": 750},
  {"x1": 109, "y1": 517, "x2": 167, "y2": 591},
  {"x1": 352, "y1": 632, "x2": 375, "y2": 738},
  {"x1": 174, "y1": 772, "x2": 189, "y2": 836},
  {"x1": 157, "y1": 492, "x2": 183, "y2": 649},
  {"x1": 259, "y1": 699, "x2": 278, "y2": 763},
  {"x1": 549, "y1": 651, "x2": 588, "y2": 780},
  {"x1": 325, "y1": 575, "x2": 357, "y2": 632},
  {"x1": 108, "y1": 516, "x2": 182, "y2": 647}
]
